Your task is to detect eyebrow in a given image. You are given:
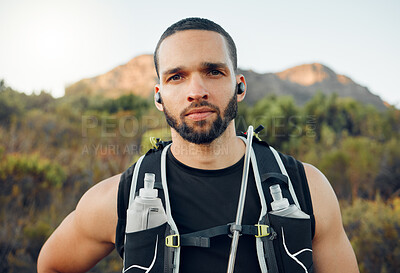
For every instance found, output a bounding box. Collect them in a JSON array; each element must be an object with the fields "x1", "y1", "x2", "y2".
[
  {"x1": 162, "y1": 66, "x2": 184, "y2": 78},
  {"x1": 200, "y1": 62, "x2": 228, "y2": 71},
  {"x1": 161, "y1": 62, "x2": 229, "y2": 79}
]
